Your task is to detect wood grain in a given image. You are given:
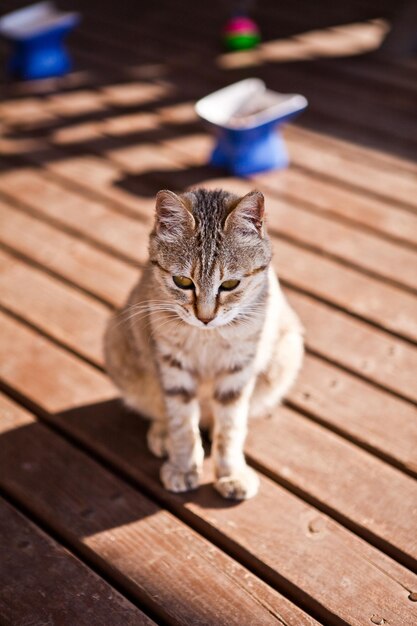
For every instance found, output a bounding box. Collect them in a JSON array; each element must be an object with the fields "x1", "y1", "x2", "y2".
[
  {"x1": 1, "y1": 205, "x2": 415, "y2": 474},
  {"x1": 0, "y1": 168, "x2": 150, "y2": 265},
  {"x1": 0, "y1": 496, "x2": 152, "y2": 625},
  {"x1": 0, "y1": 247, "x2": 109, "y2": 366},
  {"x1": 52, "y1": 400, "x2": 417, "y2": 626},
  {"x1": 288, "y1": 290, "x2": 417, "y2": 403},
  {"x1": 2, "y1": 154, "x2": 416, "y2": 344},
  {"x1": 0, "y1": 393, "x2": 318, "y2": 626},
  {"x1": 258, "y1": 167, "x2": 417, "y2": 247},
  {"x1": 1, "y1": 3, "x2": 417, "y2": 625},
  {"x1": 246, "y1": 405, "x2": 417, "y2": 568},
  {"x1": 0, "y1": 198, "x2": 136, "y2": 307},
  {"x1": 0, "y1": 313, "x2": 416, "y2": 625},
  {"x1": 289, "y1": 353, "x2": 417, "y2": 476}
]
